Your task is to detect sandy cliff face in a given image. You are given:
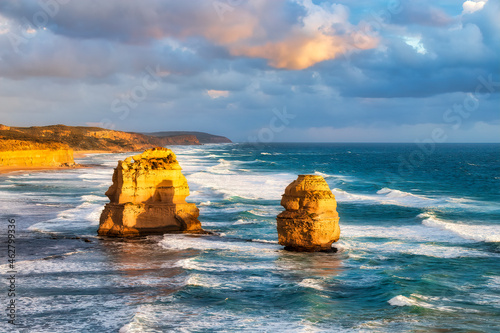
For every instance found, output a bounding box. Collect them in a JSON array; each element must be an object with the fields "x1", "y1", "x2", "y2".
[
  {"x1": 0, "y1": 139, "x2": 74, "y2": 167},
  {"x1": 276, "y1": 175, "x2": 340, "y2": 251},
  {"x1": 98, "y1": 147, "x2": 203, "y2": 237}
]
